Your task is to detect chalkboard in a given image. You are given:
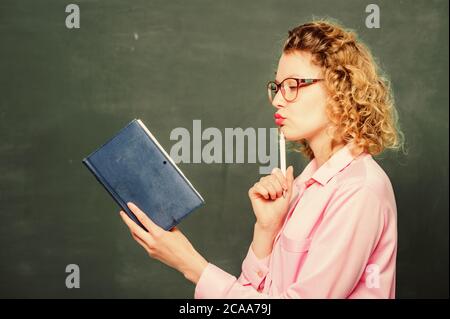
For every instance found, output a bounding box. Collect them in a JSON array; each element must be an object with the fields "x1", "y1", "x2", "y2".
[{"x1": 0, "y1": 0, "x2": 448, "y2": 298}]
